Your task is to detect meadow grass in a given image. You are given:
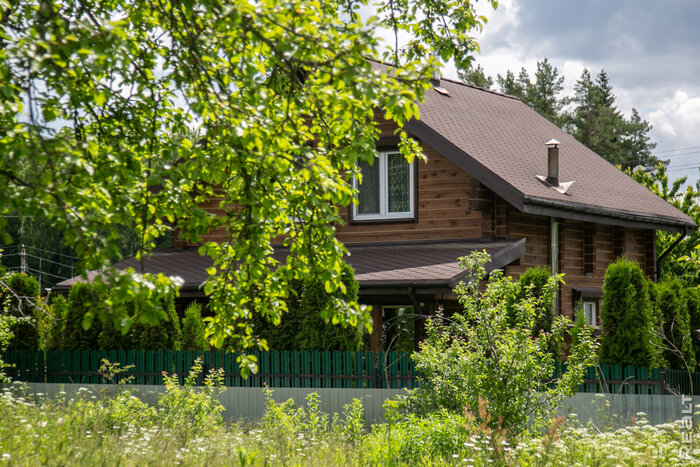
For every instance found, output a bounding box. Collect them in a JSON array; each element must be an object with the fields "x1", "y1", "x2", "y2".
[{"x1": 0, "y1": 380, "x2": 698, "y2": 466}]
